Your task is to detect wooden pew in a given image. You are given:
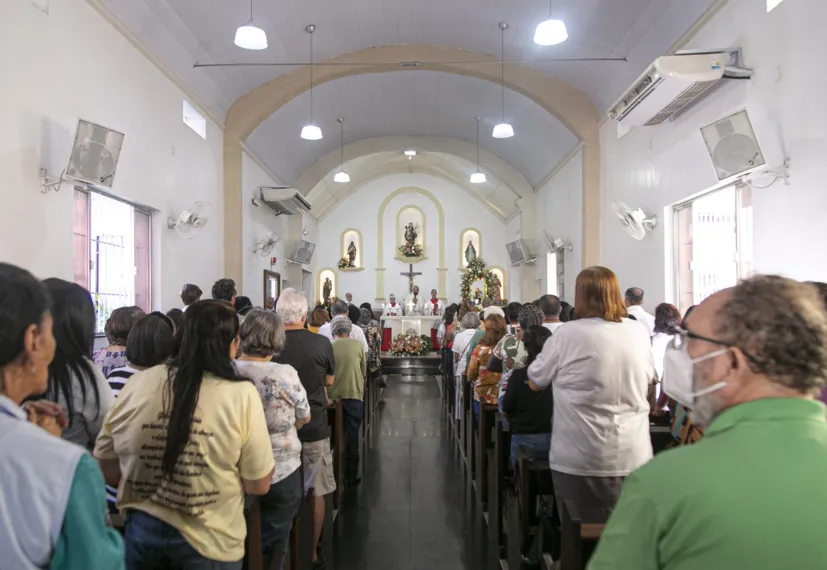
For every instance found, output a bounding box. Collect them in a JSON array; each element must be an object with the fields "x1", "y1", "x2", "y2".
[
  {"x1": 288, "y1": 478, "x2": 316, "y2": 570},
  {"x1": 474, "y1": 403, "x2": 497, "y2": 510},
  {"x1": 243, "y1": 496, "x2": 264, "y2": 570},
  {"x1": 560, "y1": 500, "x2": 605, "y2": 570},
  {"x1": 487, "y1": 412, "x2": 511, "y2": 559},
  {"x1": 326, "y1": 401, "x2": 345, "y2": 508},
  {"x1": 506, "y1": 450, "x2": 555, "y2": 570},
  {"x1": 463, "y1": 380, "x2": 476, "y2": 481}
]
